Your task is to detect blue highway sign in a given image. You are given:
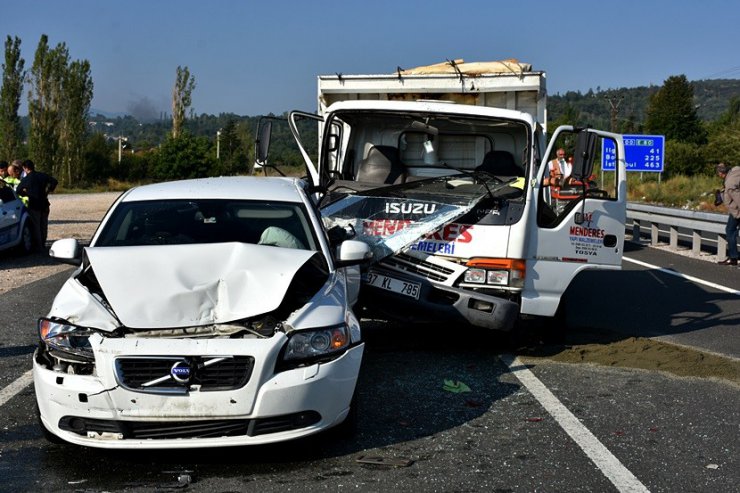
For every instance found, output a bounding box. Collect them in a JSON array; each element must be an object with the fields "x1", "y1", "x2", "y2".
[{"x1": 602, "y1": 134, "x2": 665, "y2": 172}]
